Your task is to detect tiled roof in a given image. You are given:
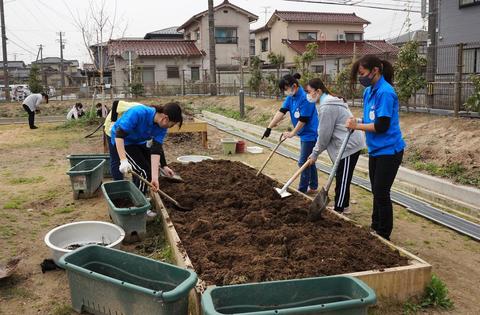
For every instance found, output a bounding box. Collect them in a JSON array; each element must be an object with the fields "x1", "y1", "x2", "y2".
[
  {"x1": 285, "y1": 40, "x2": 399, "y2": 56},
  {"x1": 144, "y1": 27, "x2": 184, "y2": 39},
  {"x1": 275, "y1": 11, "x2": 370, "y2": 25},
  {"x1": 108, "y1": 40, "x2": 204, "y2": 57}
]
